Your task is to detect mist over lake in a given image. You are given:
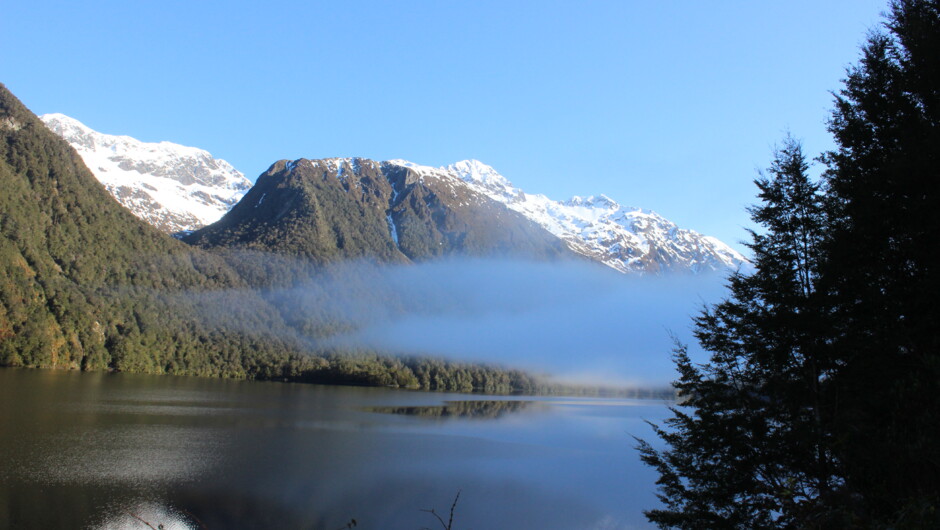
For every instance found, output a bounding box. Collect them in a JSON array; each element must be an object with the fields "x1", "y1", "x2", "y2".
[{"x1": 199, "y1": 257, "x2": 732, "y2": 387}]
